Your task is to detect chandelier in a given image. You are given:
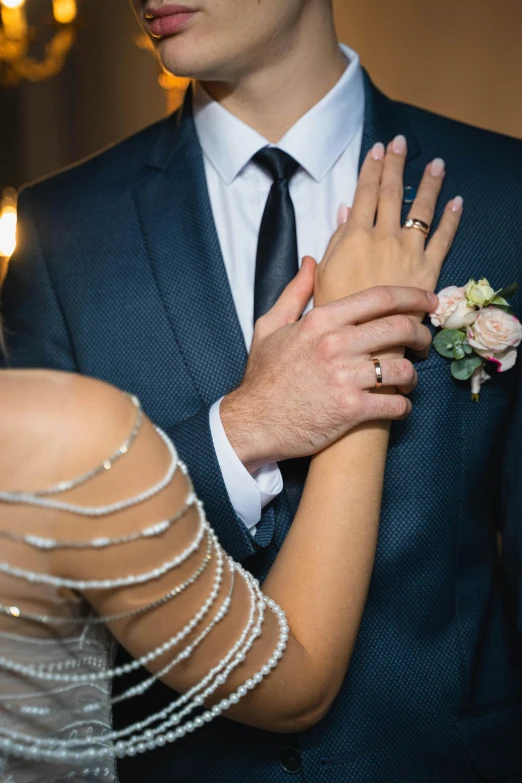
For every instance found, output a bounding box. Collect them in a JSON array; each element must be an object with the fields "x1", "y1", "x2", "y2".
[
  {"x1": 0, "y1": 0, "x2": 77, "y2": 86},
  {"x1": 0, "y1": 4, "x2": 183, "y2": 267}
]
